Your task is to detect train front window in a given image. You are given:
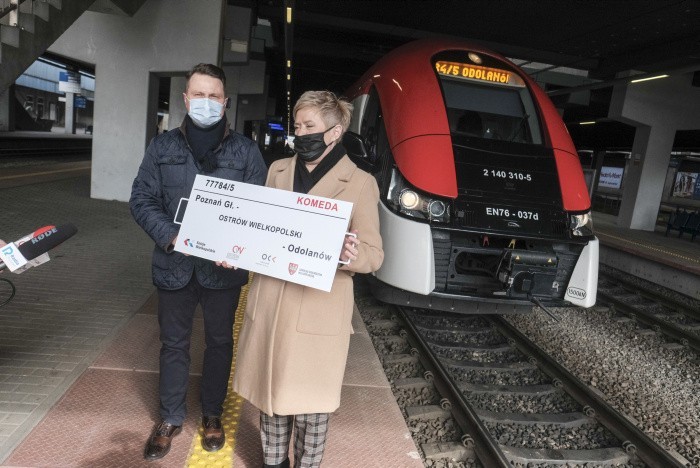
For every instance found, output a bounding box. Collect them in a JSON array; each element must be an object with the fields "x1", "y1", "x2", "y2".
[{"x1": 435, "y1": 58, "x2": 542, "y2": 145}]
